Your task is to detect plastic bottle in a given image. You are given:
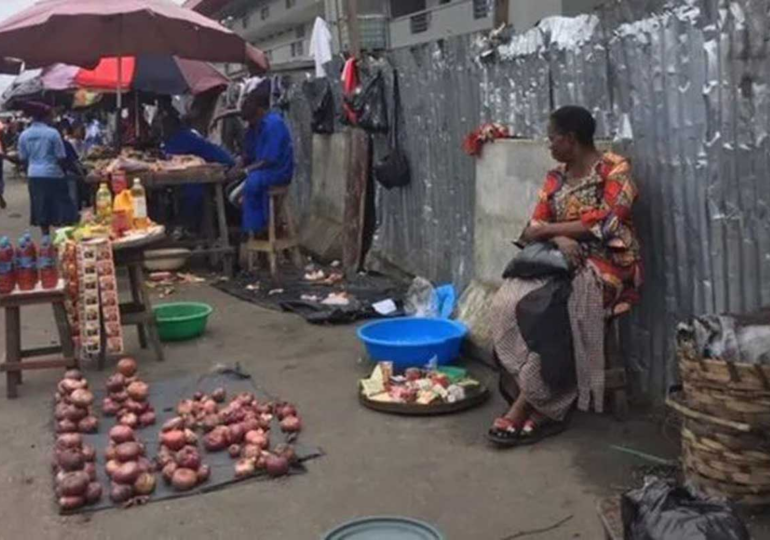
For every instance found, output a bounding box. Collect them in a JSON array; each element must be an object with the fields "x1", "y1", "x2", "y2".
[
  {"x1": 16, "y1": 232, "x2": 38, "y2": 291},
  {"x1": 0, "y1": 236, "x2": 16, "y2": 294},
  {"x1": 96, "y1": 183, "x2": 113, "y2": 224},
  {"x1": 38, "y1": 235, "x2": 59, "y2": 289},
  {"x1": 130, "y1": 178, "x2": 148, "y2": 229}
]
